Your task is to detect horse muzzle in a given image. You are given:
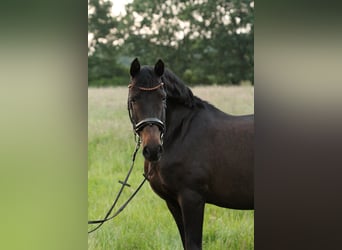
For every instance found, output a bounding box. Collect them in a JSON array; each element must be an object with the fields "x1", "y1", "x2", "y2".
[
  {"x1": 138, "y1": 120, "x2": 164, "y2": 162},
  {"x1": 142, "y1": 144, "x2": 163, "y2": 162}
]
